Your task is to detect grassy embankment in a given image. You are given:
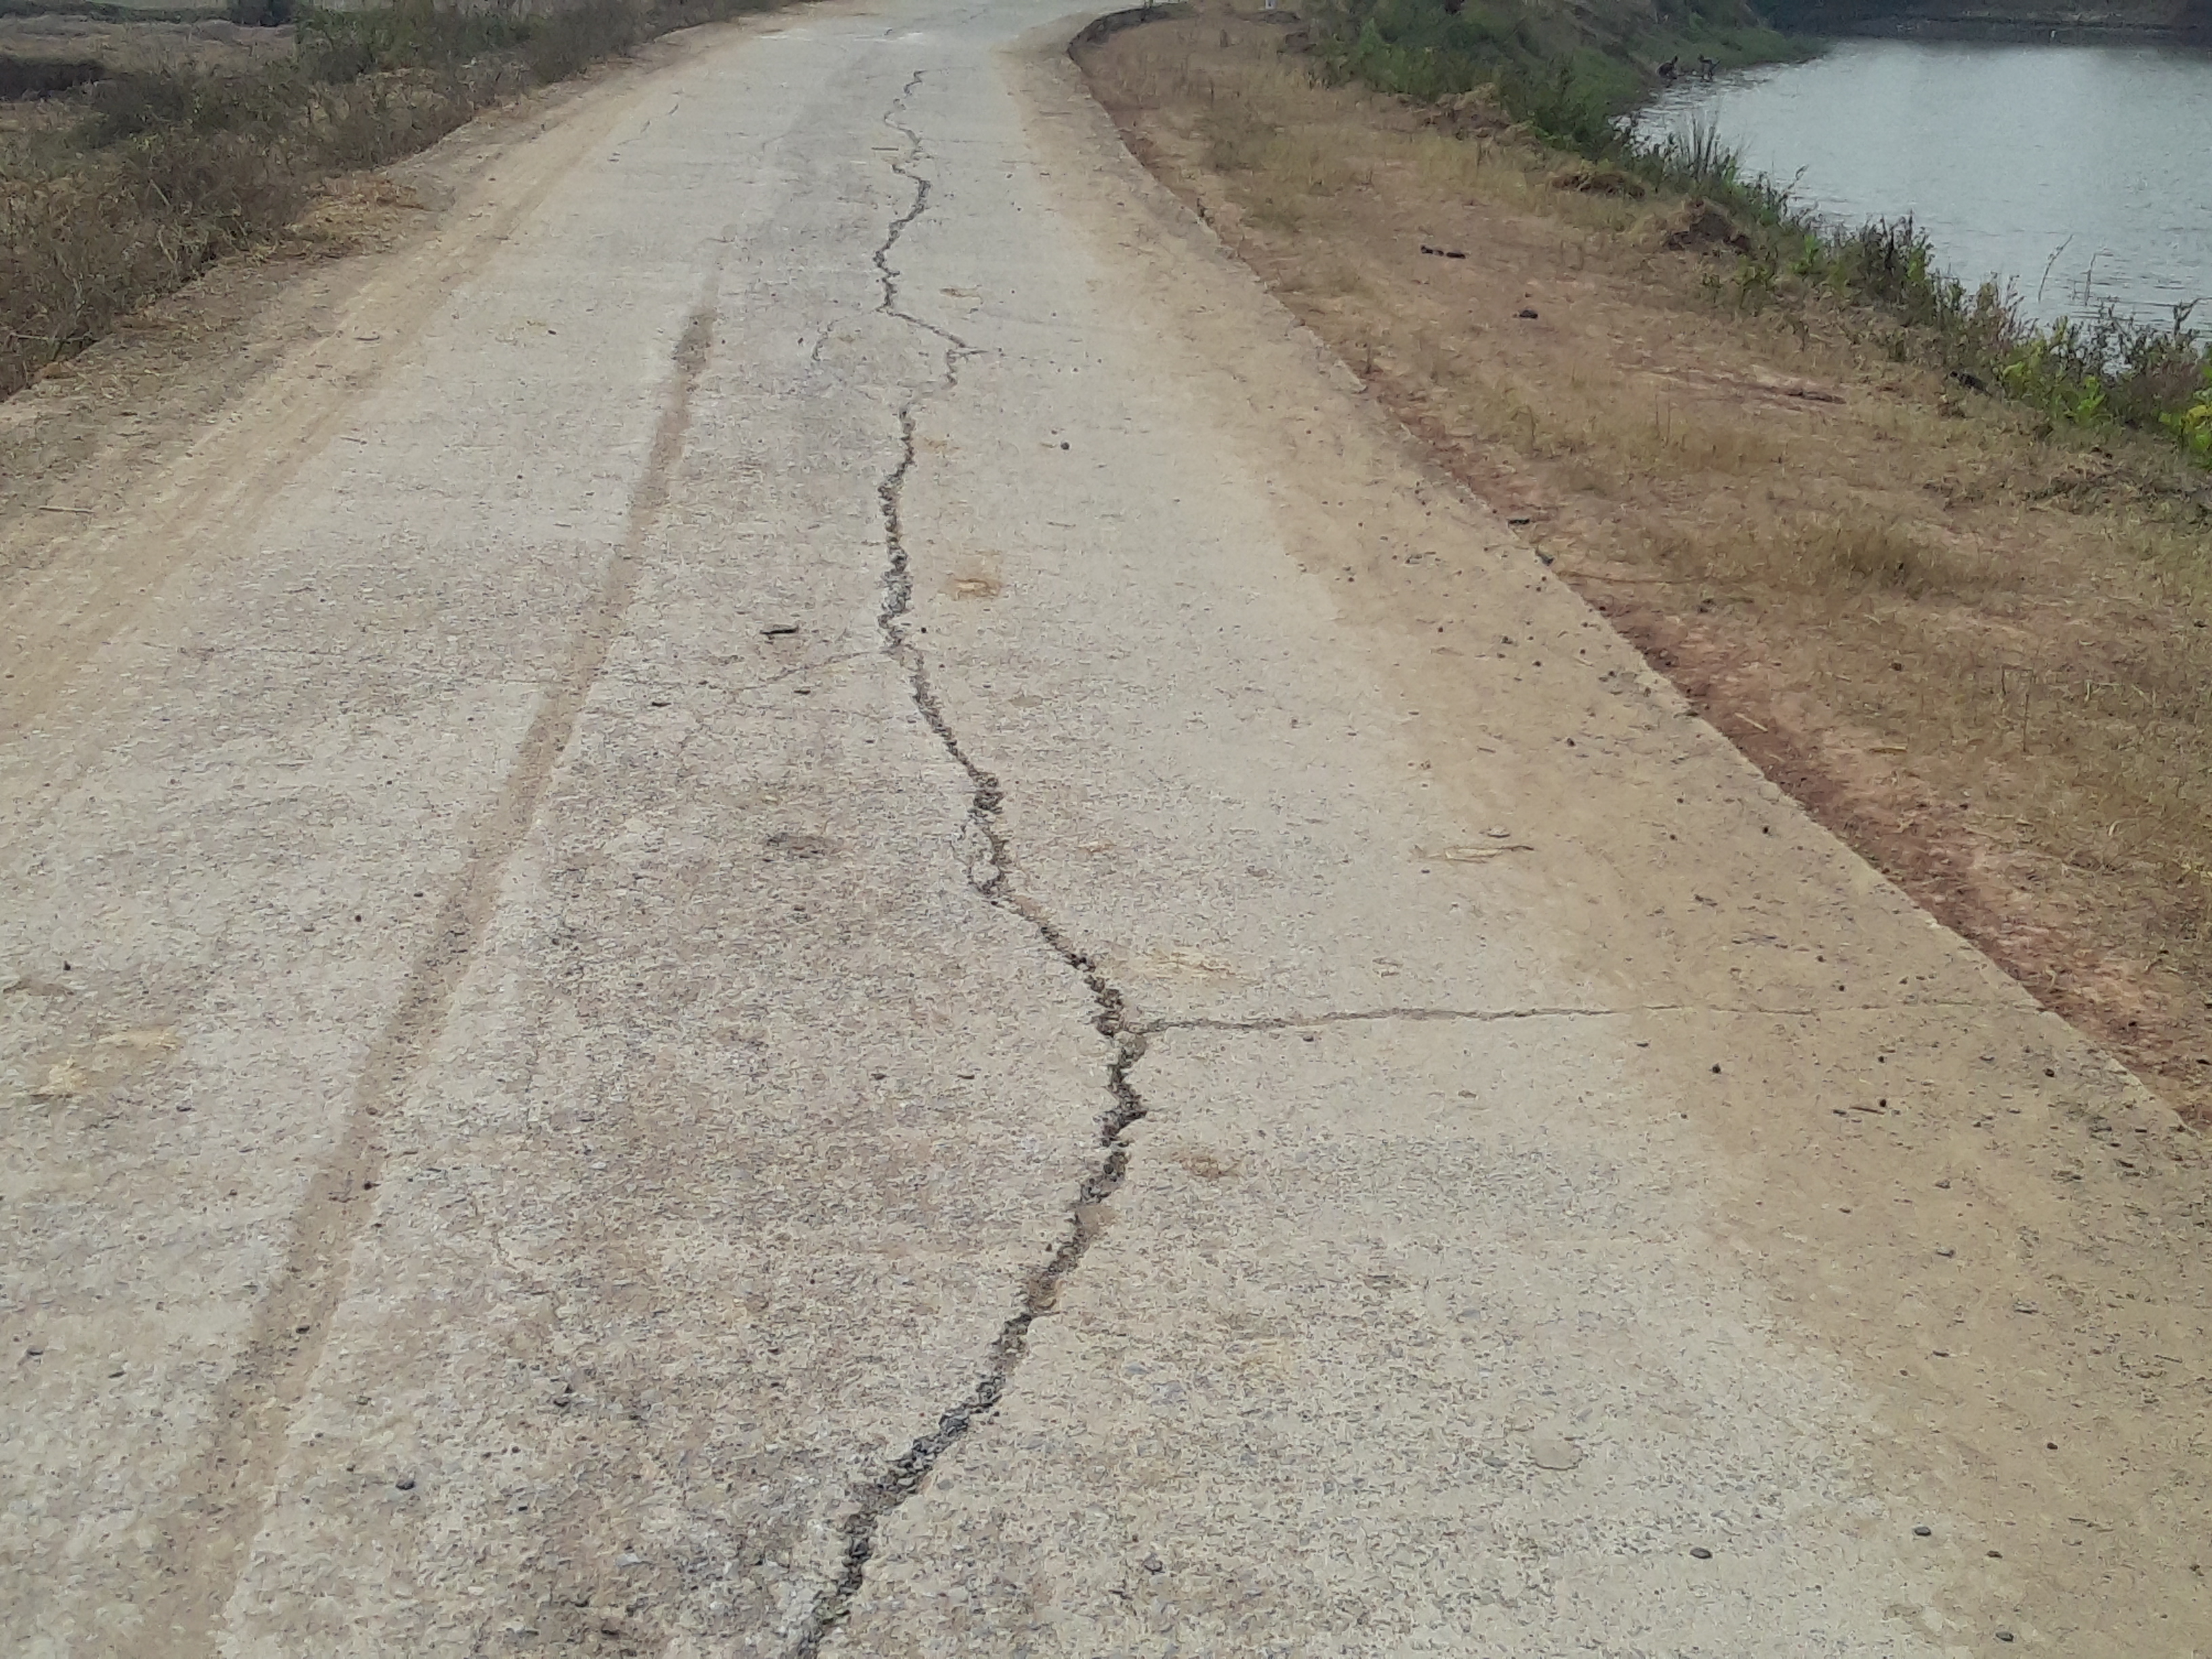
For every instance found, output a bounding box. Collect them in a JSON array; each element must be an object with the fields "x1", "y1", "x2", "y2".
[
  {"x1": 0, "y1": 0, "x2": 776, "y2": 399},
  {"x1": 1079, "y1": 1, "x2": 2212, "y2": 1122},
  {"x1": 1311, "y1": 0, "x2": 2212, "y2": 459}
]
